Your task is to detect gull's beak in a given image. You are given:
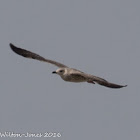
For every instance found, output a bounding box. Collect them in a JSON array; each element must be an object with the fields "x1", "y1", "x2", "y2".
[{"x1": 52, "y1": 71, "x2": 57, "y2": 74}]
